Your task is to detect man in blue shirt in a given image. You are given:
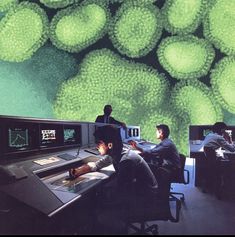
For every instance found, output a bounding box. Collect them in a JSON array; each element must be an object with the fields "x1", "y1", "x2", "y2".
[
  {"x1": 130, "y1": 124, "x2": 180, "y2": 171},
  {"x1": 130, "y1": 124, "x2": 181, "y2": 199}
]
